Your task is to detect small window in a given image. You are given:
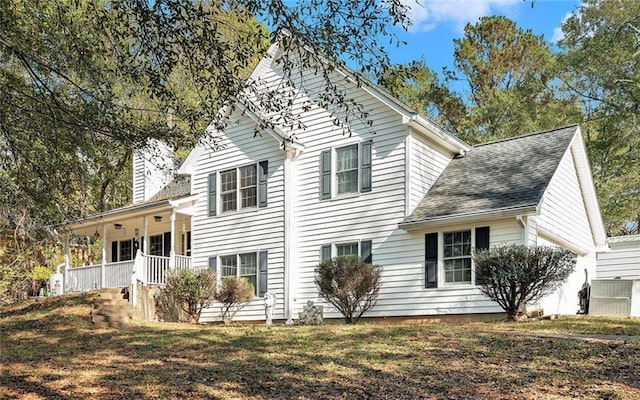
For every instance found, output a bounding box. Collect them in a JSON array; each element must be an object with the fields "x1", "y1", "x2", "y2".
[
  {"x1": 220, "y1": 255, "x2": 237, "y2": 278},
  {"x1": 240, "y1": 253, "x2": 257, "y2": 292},
  {"x1": 149, "y1": 234, "x2": 164, "y2": 256},
  {"x1": 336, "y1": 144, "x2": 359, "y2": 194},
  {"x1": 219, "y1": 253, "x2": 259, "y2": 296},
  {"x1": 119, "y1": 240, "x2": 132, "y2": 261},
  {"x1": 220, "y1": 165, "x2": 258, "y2": 213},
  {"x1": 443, "y1": 230, "x2": 472, "y2": 284},
  {"x1": 240, "y1": 165, "x2": 257, "y2": 208},
  {"x1": 336, "y1": 242, "x2": 359, "y2": 257},
  {"x1": 220, "y1": 170, "x2": 238, "y2": 212}
]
